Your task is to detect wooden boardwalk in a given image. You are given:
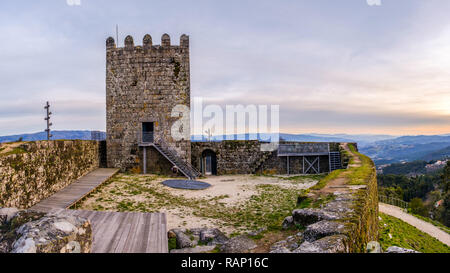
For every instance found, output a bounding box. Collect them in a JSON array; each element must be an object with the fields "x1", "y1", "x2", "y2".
[
  {"x1": 50, "y1": 209, "x2": 168, "y2": 253},
  {"x1": 30, "y1": 168, "x2": 168, "y2": 253},
  {"x1": 32, "y1": 168, "x2": 120, "y2": 212}
]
